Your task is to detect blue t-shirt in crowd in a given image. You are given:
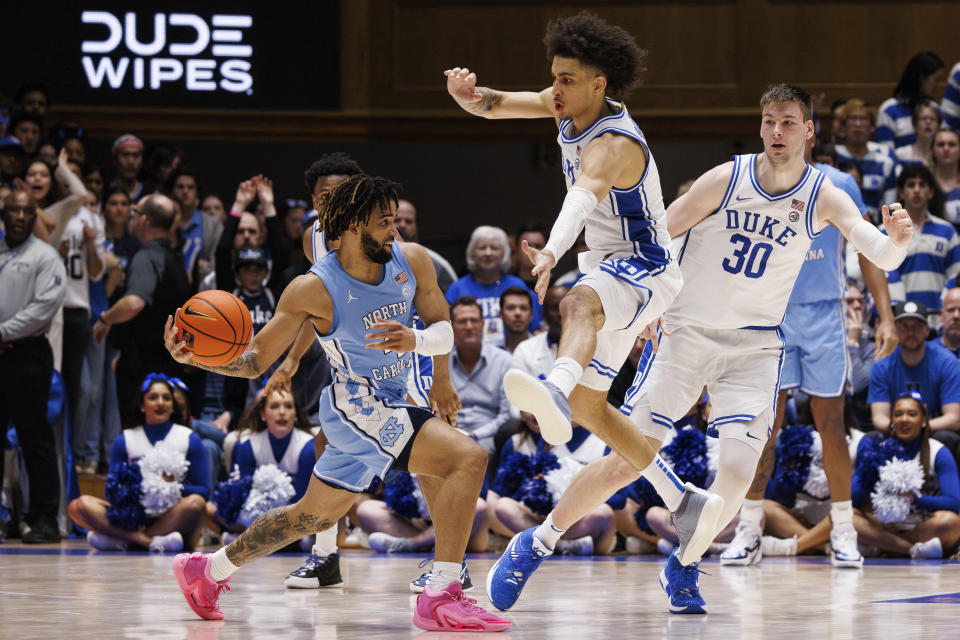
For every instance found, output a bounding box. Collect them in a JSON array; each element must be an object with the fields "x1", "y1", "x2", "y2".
[
  {"x1": 868, "y1": 342, "x2": 960, "y2": 415},
  {"x1": 445, "y1": 273, "x2": 542, "y2": 345}
]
